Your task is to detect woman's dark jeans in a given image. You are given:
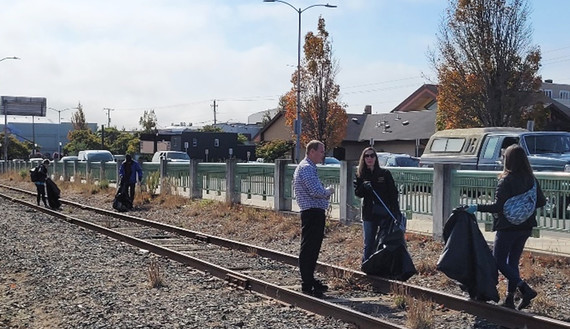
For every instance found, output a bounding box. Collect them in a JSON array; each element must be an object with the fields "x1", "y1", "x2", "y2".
[{"x1": 493, "y1": 229, "x2": 532, "y2": 292}]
